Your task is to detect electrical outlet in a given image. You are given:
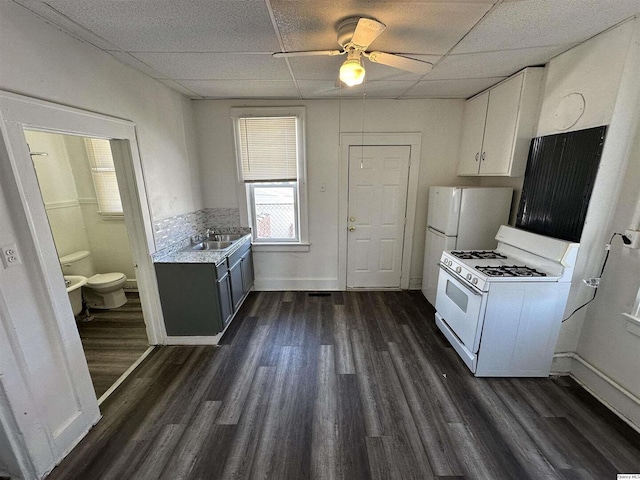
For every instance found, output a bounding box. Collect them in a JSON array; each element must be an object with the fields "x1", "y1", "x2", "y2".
[
  {"x1": 1, "y1": 243, "x2": 21, "y2": 268},
  {"x1": 624, "y1": 230, "x2": 640, "y2": 249}
]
